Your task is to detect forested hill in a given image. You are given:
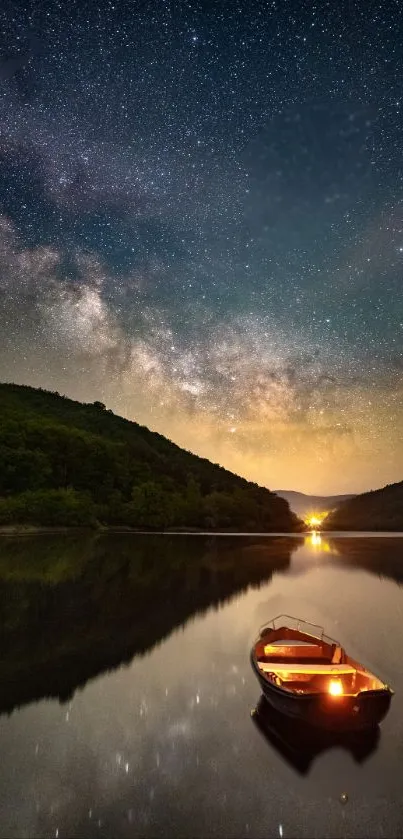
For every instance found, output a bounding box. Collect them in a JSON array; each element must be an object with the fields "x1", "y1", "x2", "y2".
[
  {"x1": 323, "y1": 481, "x2": 403, "y2": 531},
  {"x1": 0, "y1": 383, "x2": 303, "y2": 532}
]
